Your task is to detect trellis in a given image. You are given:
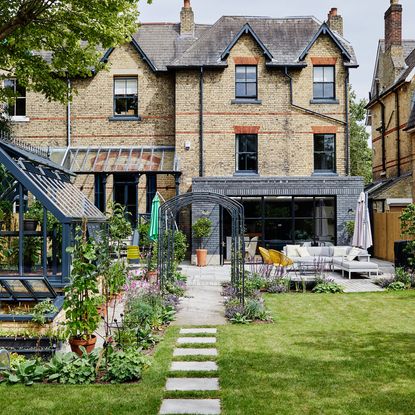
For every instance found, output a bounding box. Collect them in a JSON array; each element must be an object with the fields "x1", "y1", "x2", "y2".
[{"x1": 158, "y1": 192, "x2": 246, "y2": 303}]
